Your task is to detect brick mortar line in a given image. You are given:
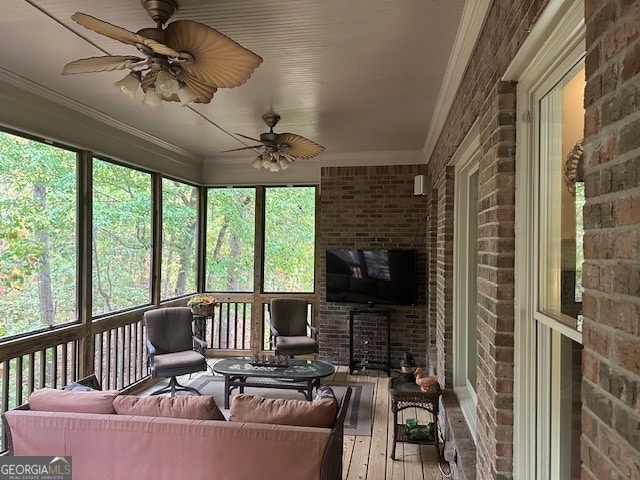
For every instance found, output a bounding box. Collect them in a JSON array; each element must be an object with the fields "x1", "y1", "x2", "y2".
[
  {"x1": 583, "y1": 186, "x2": 640, "y2": 203},
  {"x1": 583, "y1": 288, "x2": 640, "y2": 305},
  {"x1": 582, "y1": 378, "x2": 640, "y2": 451},
  {"x1": 584, "y1": 320, "x2": 640, "y2": 347}
]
